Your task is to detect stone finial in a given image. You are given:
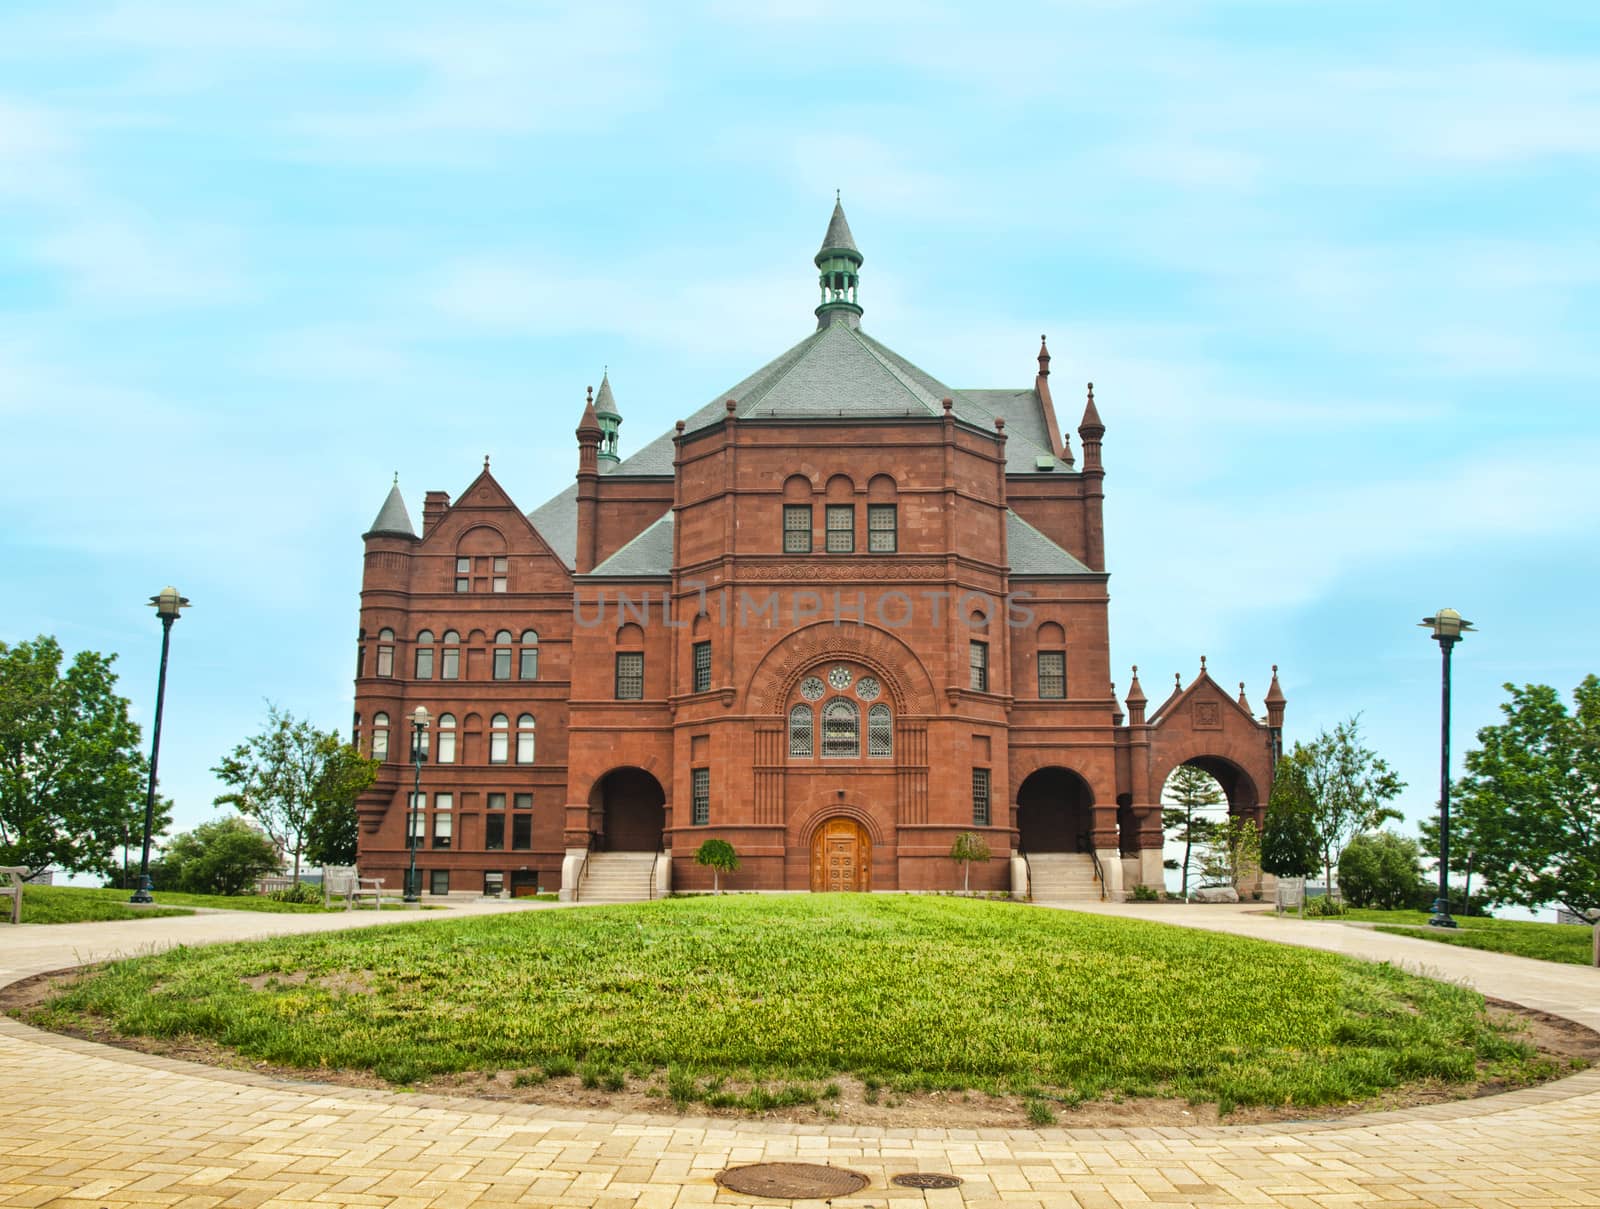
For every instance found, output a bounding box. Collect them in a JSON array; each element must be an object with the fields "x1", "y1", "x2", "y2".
[
  {"x1": 725, "y1": 398, "x2": 737, "y2": 414},
  {"x1": 1037, "y1": 334, "x2": 1051, "y2": 377},
  {"x1": 995, "y1": 417, "x2": 1006, "y2": 432},
  {"x1": 483, "y1": 454, "x2": 490, "y2": 471},
  {"x1": 1200, "y1": 654, "x2": 1207, "y2": 673},
  {"x1": 675, "y1": 419, "x2": 686, "y2": 433},
  {"x1": 942, "y1": 397, "x2": 954, "y2": 412}
]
